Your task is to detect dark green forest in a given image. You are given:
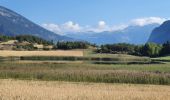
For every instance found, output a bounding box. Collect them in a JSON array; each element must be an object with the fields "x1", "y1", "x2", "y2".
[
  {"x1": 55, "y1": 41, "x2": 91, "y2": 50},
  {"x1": 97, "y1": 42, "x2": 170, "y2": 57}
]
